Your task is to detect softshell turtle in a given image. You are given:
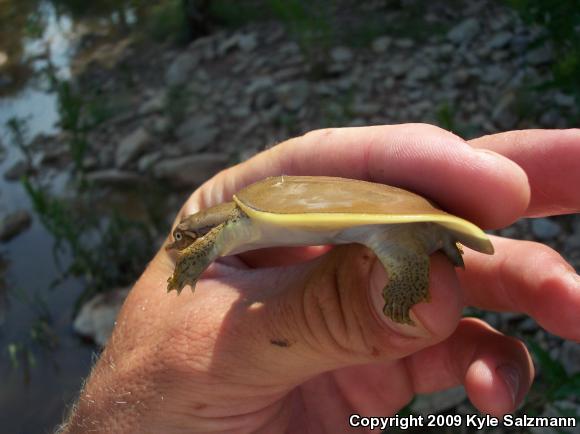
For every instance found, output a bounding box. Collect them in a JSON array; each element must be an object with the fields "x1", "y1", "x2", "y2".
[{"x1": 166, "y1": 176, "x2": 494, "y2": 325}]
